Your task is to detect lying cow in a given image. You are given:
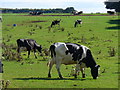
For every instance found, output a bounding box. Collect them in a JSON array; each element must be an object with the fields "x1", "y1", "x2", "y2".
[
  {"x1": 74, "y1": 19, "x2": 82, "y2": 27},
  {"x1": 51, "y1": 19, "x2": 61, "y2": 27},
  {"x1": 48, "y1": 42, "x2": 100, "y2": 79},
  {"x1": 17, "y1": 39, "x2": 42, "y2": 58}
]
